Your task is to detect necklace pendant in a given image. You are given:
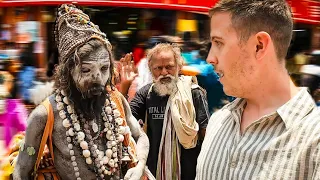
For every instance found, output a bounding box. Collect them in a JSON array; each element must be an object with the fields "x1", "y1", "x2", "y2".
[{"x1": 92, "y1": 122, "x2": 99, "y2": 133}]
